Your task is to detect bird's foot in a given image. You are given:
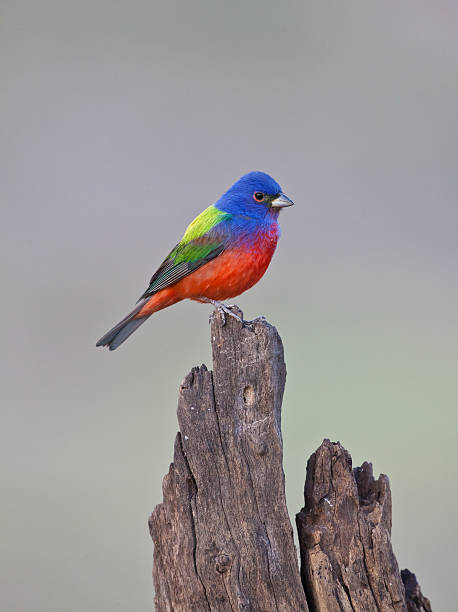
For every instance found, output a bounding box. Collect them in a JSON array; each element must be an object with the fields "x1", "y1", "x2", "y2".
[
  {"x1": 199, "y1": 298, "x2": 243, "y2": 326},
  {"x1": 215, "y1": 303, "x2": 243, "y2": 326}
]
